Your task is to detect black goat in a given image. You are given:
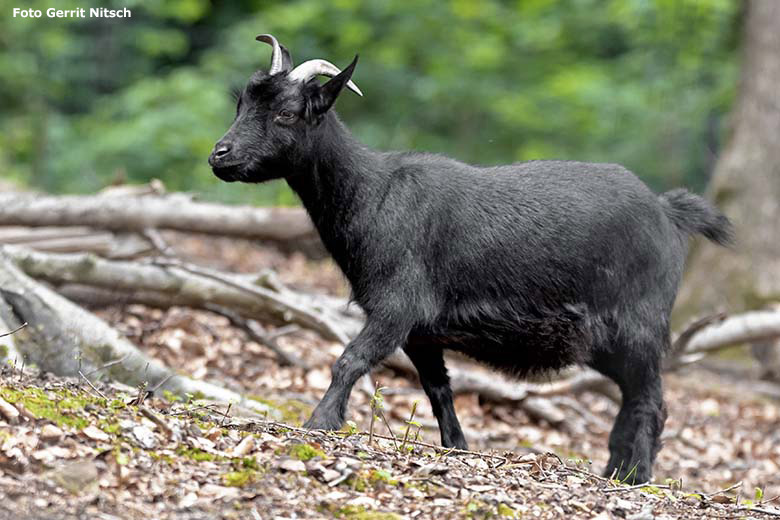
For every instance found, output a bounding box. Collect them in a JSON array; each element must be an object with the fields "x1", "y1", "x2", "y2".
[{"x1": 209, "y1": 35, "x2": 733, "y2": 483}]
